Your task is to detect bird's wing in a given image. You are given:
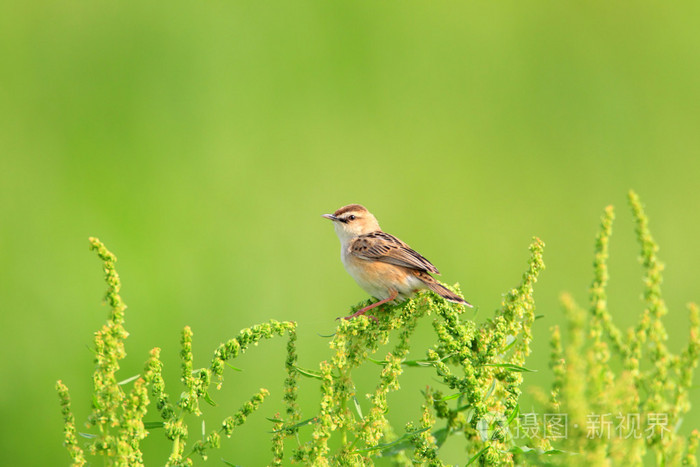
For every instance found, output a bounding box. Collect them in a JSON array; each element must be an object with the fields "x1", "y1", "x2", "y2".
[{"x1": 349, "y1": 231, "x2": 440, "y2": 274}]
